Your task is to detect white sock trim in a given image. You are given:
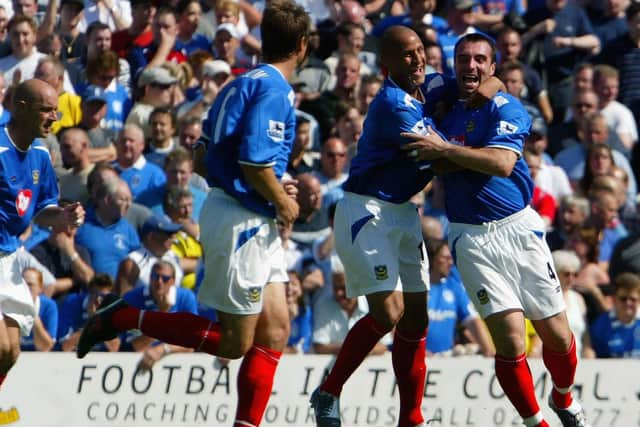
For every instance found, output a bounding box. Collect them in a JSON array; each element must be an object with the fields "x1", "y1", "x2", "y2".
[
  {"x1": 137, "y1": 310, "x2": 145, "y2": 330},
  {"x1": 522, "y1": 411, "x2": 544, "y2": 427}
]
